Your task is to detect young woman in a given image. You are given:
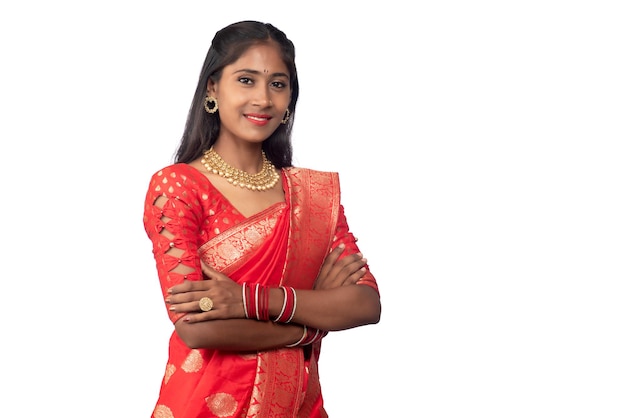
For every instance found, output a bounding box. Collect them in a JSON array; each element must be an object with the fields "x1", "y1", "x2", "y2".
[{"x1": 143, "y1": 20, "x2": 381, "y2": 418}]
